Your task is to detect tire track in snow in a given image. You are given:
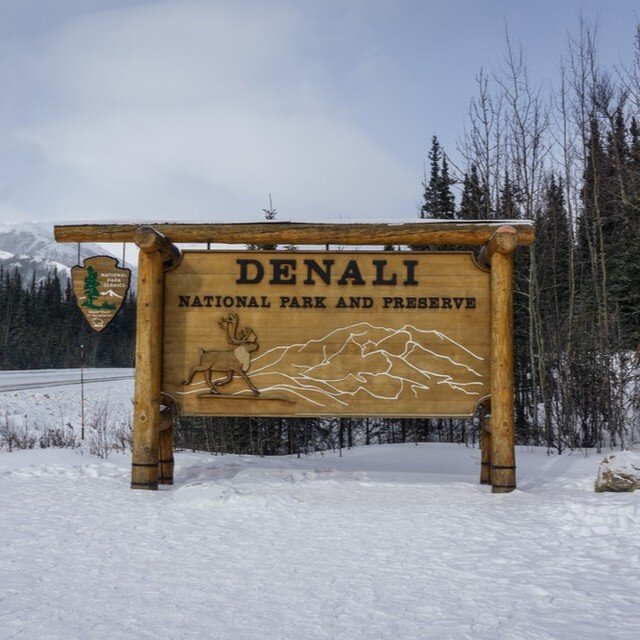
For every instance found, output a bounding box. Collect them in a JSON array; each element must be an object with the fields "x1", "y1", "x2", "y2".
[{"x1": 0, "y1": 374, "x2": 133, "y2": 393}]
